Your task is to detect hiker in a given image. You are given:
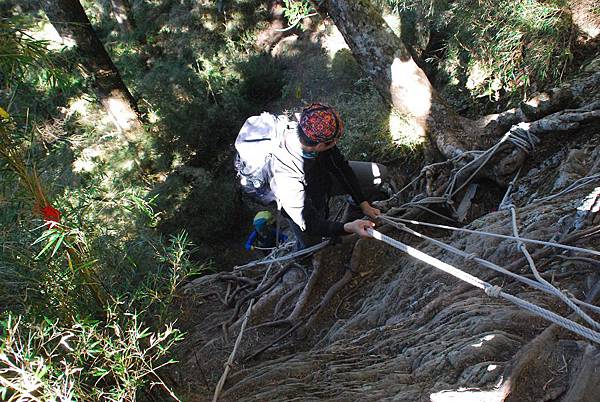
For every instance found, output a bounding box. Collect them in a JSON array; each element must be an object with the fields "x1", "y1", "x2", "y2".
[
  {"x1": 245, "y1": 211, "x2": 288, "y2": 252},
  {"x1": 269, "y1": 103, "x2": 387, "y2": 249}
]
